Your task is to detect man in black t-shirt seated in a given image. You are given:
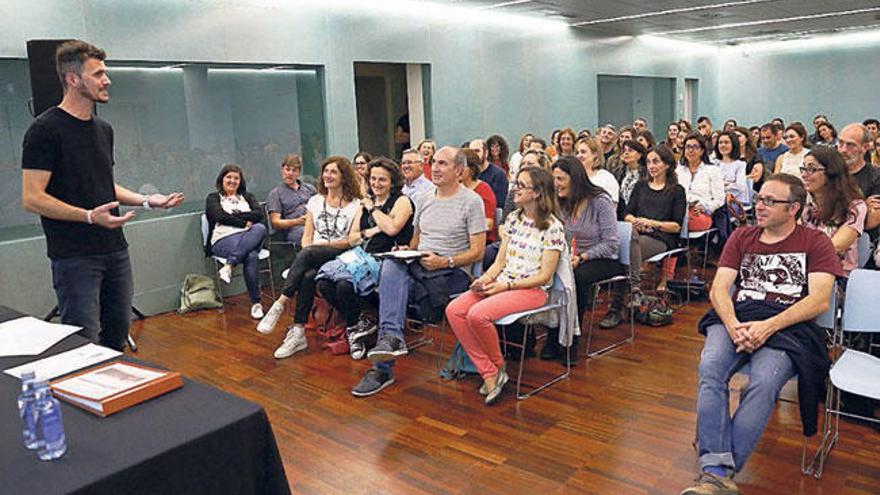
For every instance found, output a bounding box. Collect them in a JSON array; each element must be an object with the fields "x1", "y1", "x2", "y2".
[
  {"x1": 21, "y1": 40, "x2": 183, "y2": 350},
  {"x1": 682, "y1": 174, "x2": 842, "y2": 495}
]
